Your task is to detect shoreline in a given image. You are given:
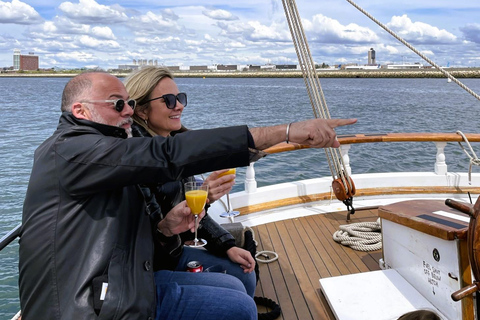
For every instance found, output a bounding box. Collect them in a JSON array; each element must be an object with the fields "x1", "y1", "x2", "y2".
[{"x1": 1, "y1": 68, "x2": 480, "y2": 78}]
